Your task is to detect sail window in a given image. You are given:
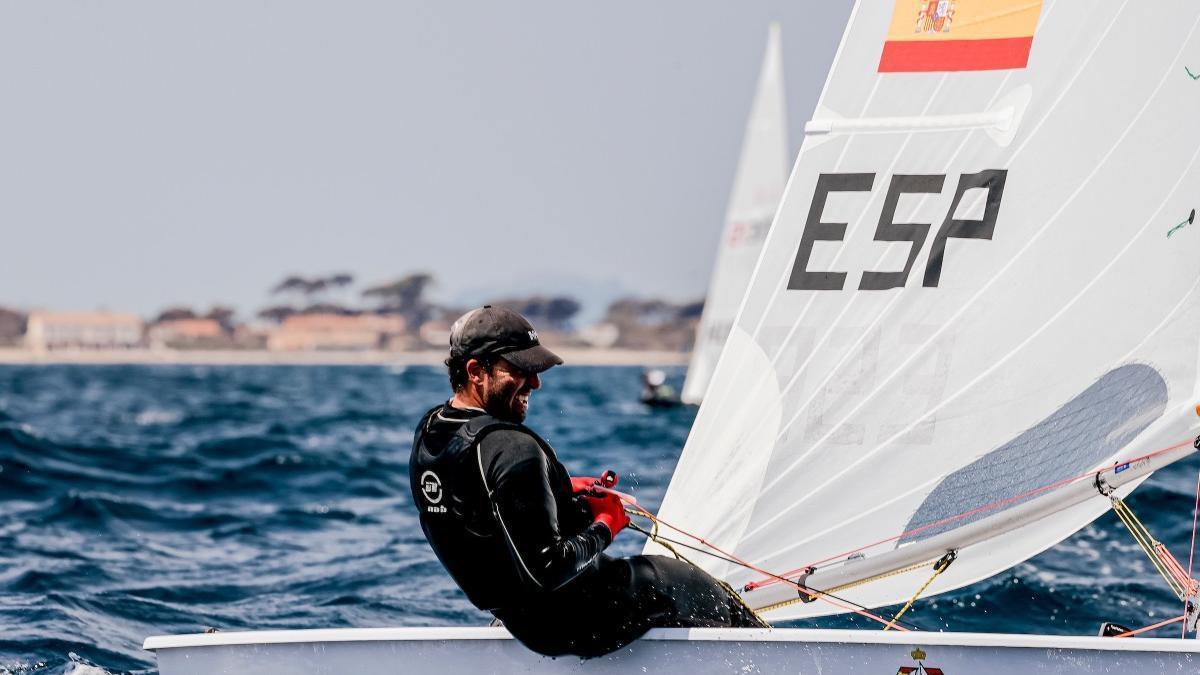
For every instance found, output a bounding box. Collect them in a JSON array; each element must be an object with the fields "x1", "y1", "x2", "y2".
[{"x1": 899, "y1": 364, "x2": 1168, "y2": 544}]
